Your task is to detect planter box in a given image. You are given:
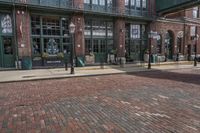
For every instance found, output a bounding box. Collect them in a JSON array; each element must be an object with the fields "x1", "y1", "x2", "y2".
[
  {"x1": 32, "y1": 57, "x2": 43, "y2": 67},
  {"x1": 85, "y1": 55, "x2": 95, "y2": 64},
  {"x1": 43, "y1": 58, "x2": 64, "y2": 67}
]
